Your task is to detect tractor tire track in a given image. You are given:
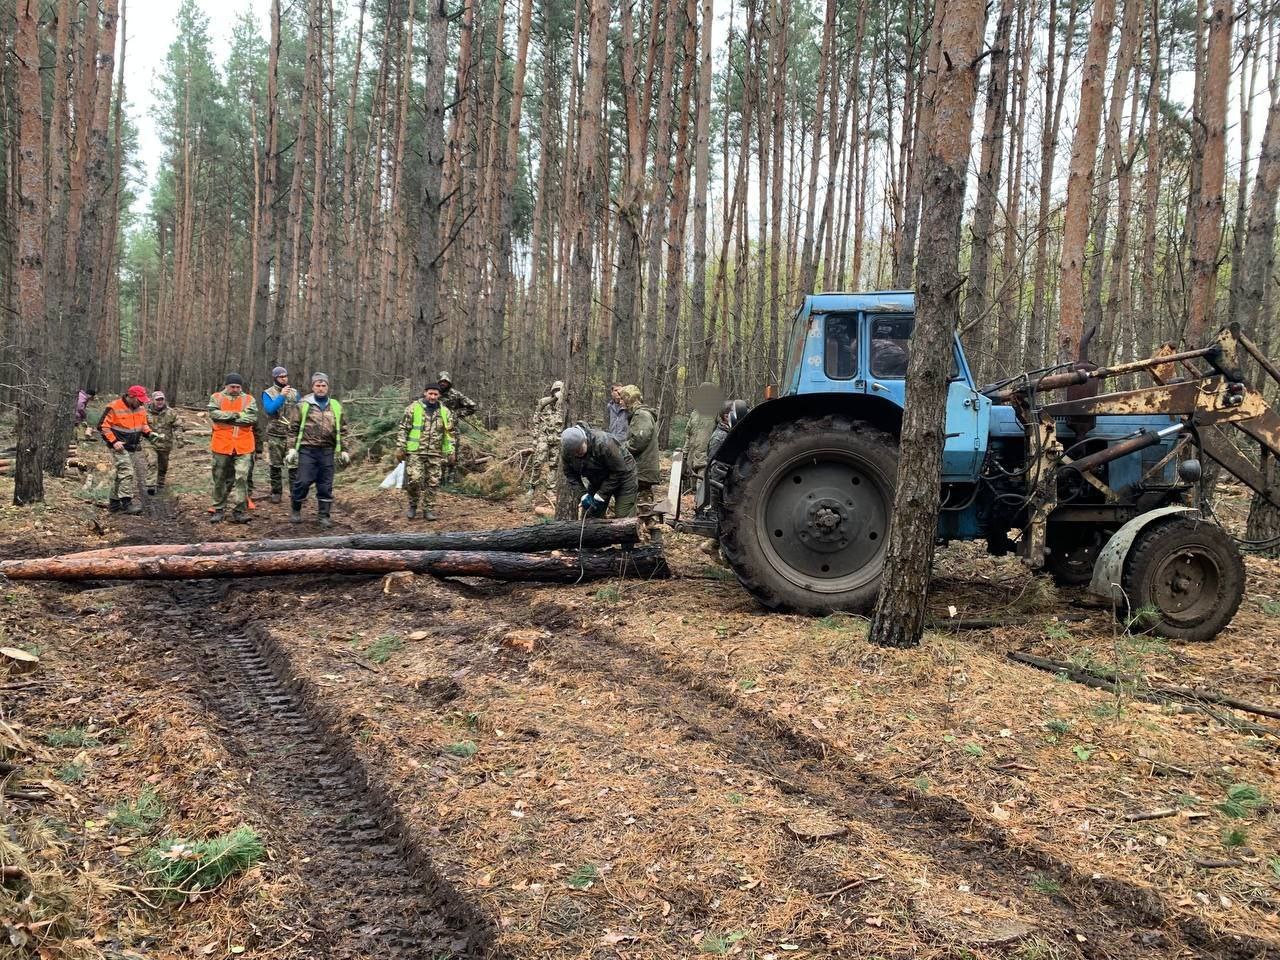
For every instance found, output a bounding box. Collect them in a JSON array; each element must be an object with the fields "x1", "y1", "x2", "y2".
[
  {"x1": 531, "y1": 605, "x2": 1279, "y2": 960},
  {"x1": 155, "y1": 581, "x2": 496, "y2": 959}
]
